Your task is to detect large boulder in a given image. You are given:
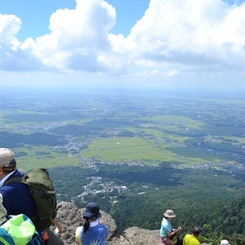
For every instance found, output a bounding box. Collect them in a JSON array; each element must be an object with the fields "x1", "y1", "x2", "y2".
[
  {"x1": 107, "y1": 226, "x2": 162, "y2": 245},
  {"x1": 50, "y1": 202, "x2": 82, "y2": 244},
  {"x1": 53, "y1": 202, "x2": 118, "y2": 245}
]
